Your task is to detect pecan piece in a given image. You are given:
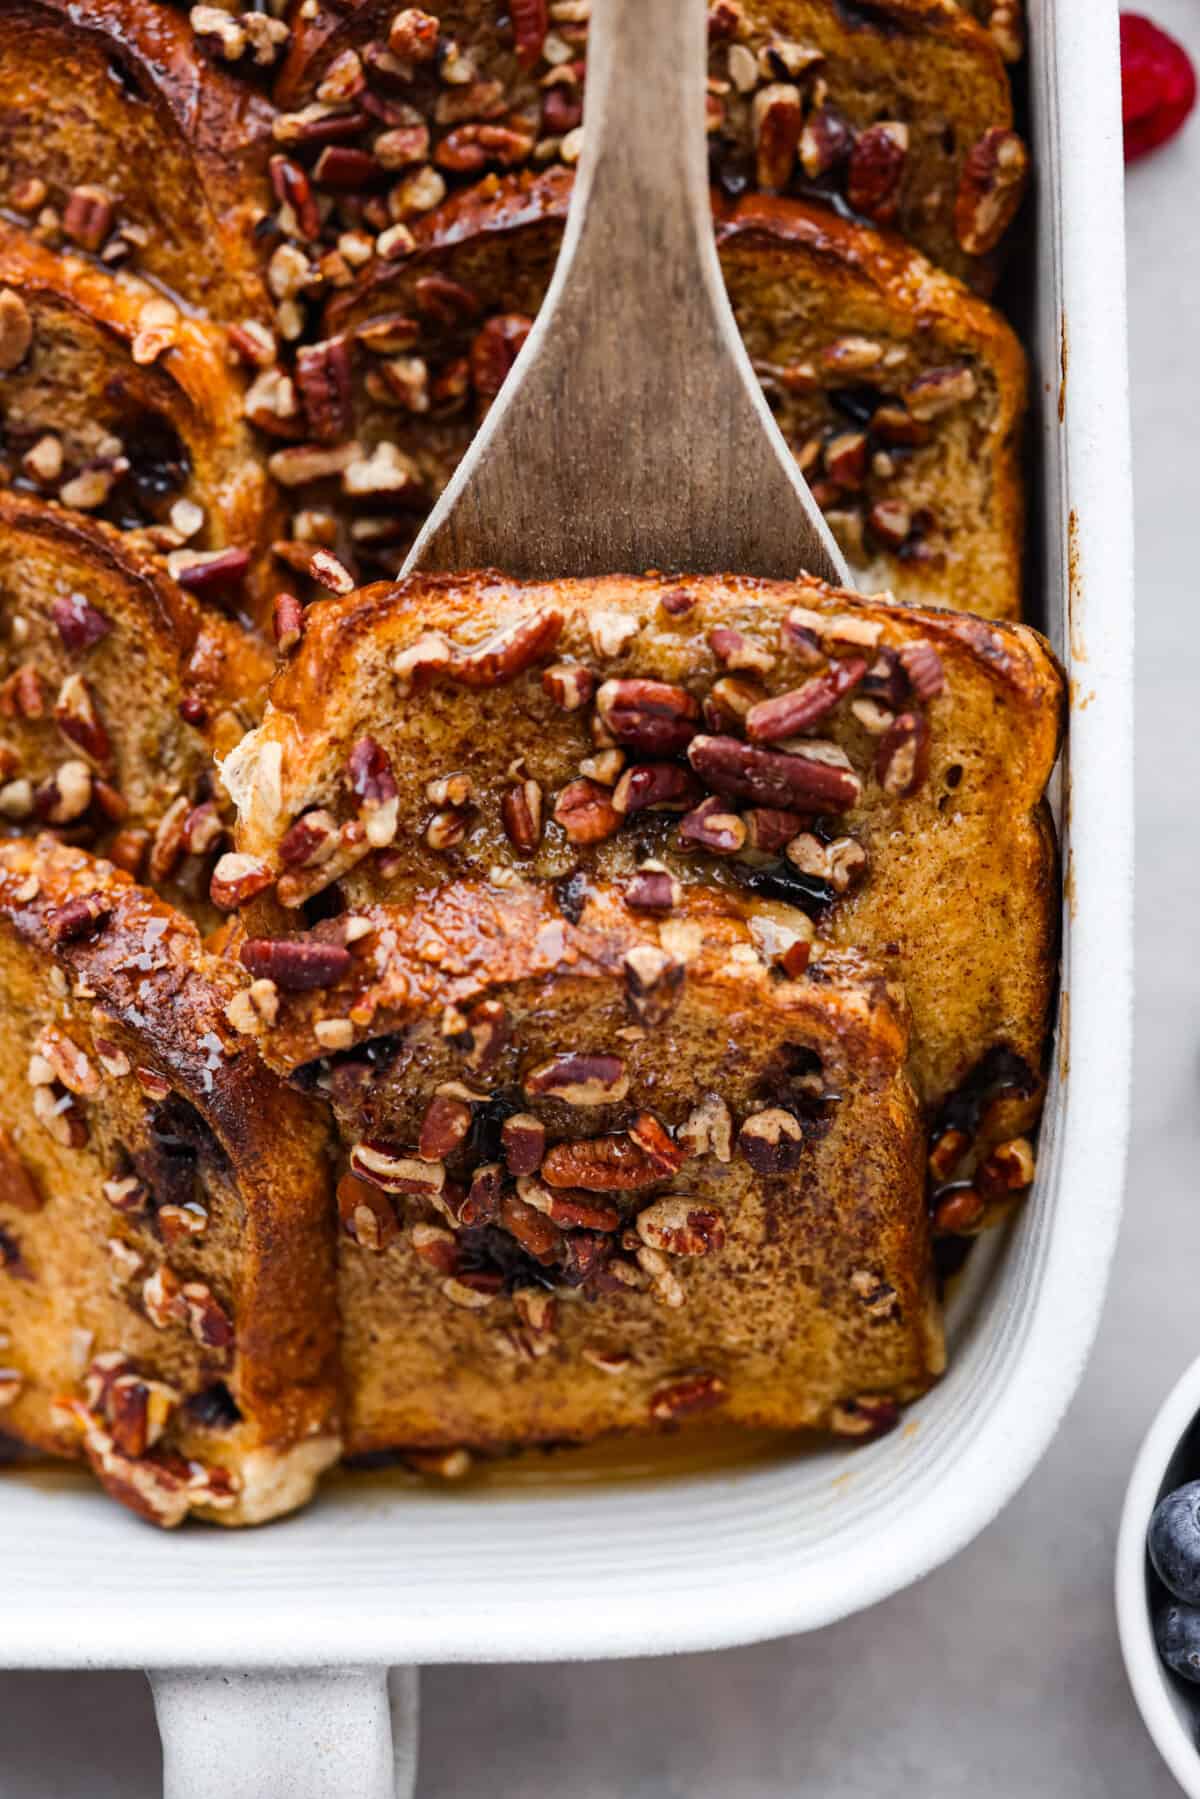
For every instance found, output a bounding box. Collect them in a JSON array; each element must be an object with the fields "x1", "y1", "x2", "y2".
[
  {"x1": 0, "y1": 287, "x2": 32, "y2": 371},
  {"x1": 524, "y1": 1052, "x2": 629, "y2": 1107},
  {"x1": 52, "y1": 592, "x2": 112, "y2": 655},
  {"x1": 239, "y1": 937, "x2": 352, "y2": 991},
  {"x1": 636, "y1": 1197, "x2": 725, "y2": 1258},
  {"x1": 677, "y1": 795, "x2": 746, "y2": 854},
  {"x1": 469, "y1": 313, "x2": 532, "y2": 401},
  {"x1": 337, "y1": 1171, "x2": 398, "y2": 1250},
  {"x1": 905, "y1": 364, "x2": 978, "y2": 421},
  {"x1": 745, "y1": 807, "x2": 808, "y2": 852},
  {"x1": 553, "y1": 778, "x2": 620, "y2": 844},
  {"x1": 501, "y1": 1113, "x2": 545, "y2": 1176},
  {"x1": 875, "y1": 712, "x2": 930, "y2": 797},
  {"x1": 753, "y1": 82, "x2": 802, "y2": 189},
  {"x1": 688, "y1": 734, "x2": 861, "y2": 811},
  {"x1": 897, "y1": 640, "x2": 945, "y2": 701},
  {"x1": 595, "y1": 678, "x2": 700, "y2": 756},
  {"x1": 411, "y1": 1220, "x2": 459, "y2": 1274},
  {"x1": 542, "y1": 662, "x2": 595, "y2": 710},
  {"x1": 977, "y1": 1136, "x2": 1036, "y2": 1197},
  {"x1": 738, "y1": 1107, "x2": 805, "y2": 1172},
  {"x1": 622, "y1": 944, "x2": 683, "y2": 1026},
  {"x1": 649, "y1": 1372, "x2": 727, "y2": 1422},
  {"x1": 350, "y1": 1142, "x2": 445, "y2": 1198},
  {"x1": 0, "y1": 1126, "x2": 42, "y2": 1213},
  {"x1": 510, "y1": 0, "x2": 548, "y2": 66},
  {"x1": 955, "y1": 128, "x2": 1028, "y2": 257},
  {"x1": 623, "y1": 866, "x2": 681, "y2": 913},
  {"x1": 45, "y1": 892, "x2": 111, "y2": 944},
  {"x1": 63, "y1": 184, "x2": 115, "y2": 251},
  {"x1": 417, "y1": 1093, "x2": 472, "y2": 1162},
  {"x1": 54, "y1": 674, "x2": 113, "y2": 772},
  {"x1": 541, "y1": 1115, "x2": 681, "y2": 1191},
  {"x1": 501, "y1": 778, "x2": 544, "y2": 854},
  {"x1": 499, "y1": 1189, "x2": 561, "y2": 1263},
  {"x1": 454, "y1": 998, "x2": 510, "y2": 1074},
  {"x1": 799, "y1": 104, "x2": 854, "y2": 178},
  {"x1": 451, "y1": 609, "x2": 563, "y2": 686},
  {"x1": 388, "y1": 7, "x2": 439, "y2": 57},
  {"x1": 294, "y1": 337, "x2": 354, "y2": 442},
  {"x1": 847, "y1": 122, "x2": 908, "y2": 224},
  {"x1": 613, "y1": 763, "x2": 698, "y2": 817},
  {"x1": 830, "y1": 1395, "x2": 901, "y2": 1440},
  {"x1": 744, "y1": 658, "x2": 866, "y2": 742},
  {"x1": 107, "y1": 1372, "x2": 178, "y2": 1459},
  {"x1": 210, "y1": 853, "x2": 274, "y2": 911}
]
